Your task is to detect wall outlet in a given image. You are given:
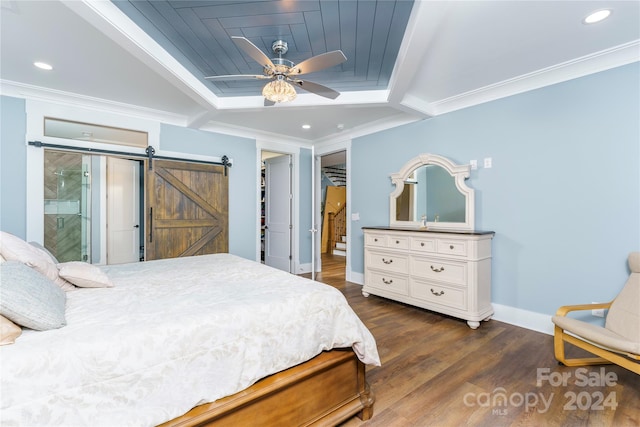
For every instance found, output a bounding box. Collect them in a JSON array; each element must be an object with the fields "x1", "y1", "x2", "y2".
[
  {"x1": 592, "y1": 303, "x2": 605, "y2": 317},
  {"x1": 484, "y1": 157, "x2": 492, "y2": 168},
  {"x1": 470, "y1": 159, "x2": 478, "y2": 170}
]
